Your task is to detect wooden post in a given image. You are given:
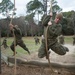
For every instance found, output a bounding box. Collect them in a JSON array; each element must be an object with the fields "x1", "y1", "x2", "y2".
[{"x1": 0, "y1": 27, "x2": 1, "y2": 74}]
